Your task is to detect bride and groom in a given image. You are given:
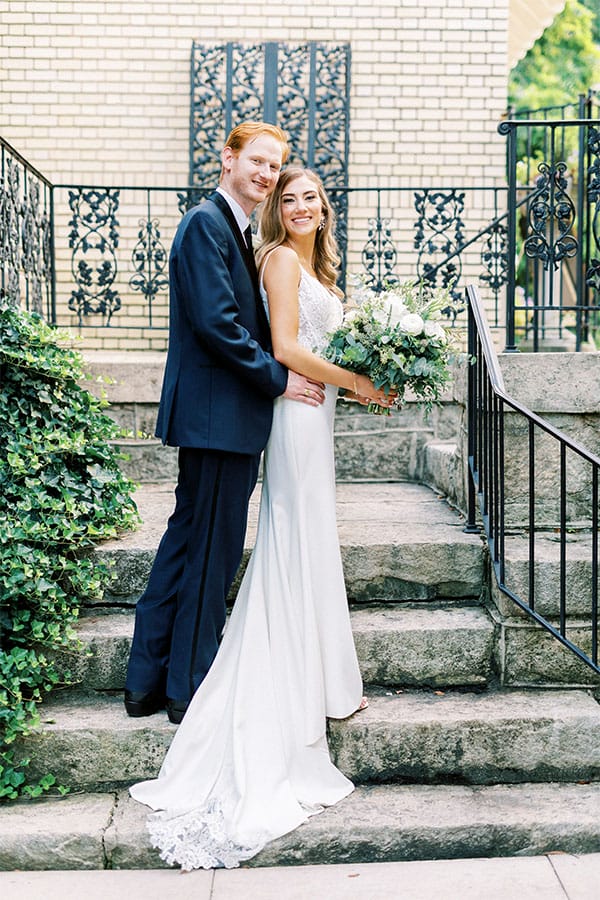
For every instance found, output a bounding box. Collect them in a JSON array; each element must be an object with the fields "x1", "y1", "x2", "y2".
[{"x1": 124, "y1": 121, "x2": 393, "y2": 869}]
